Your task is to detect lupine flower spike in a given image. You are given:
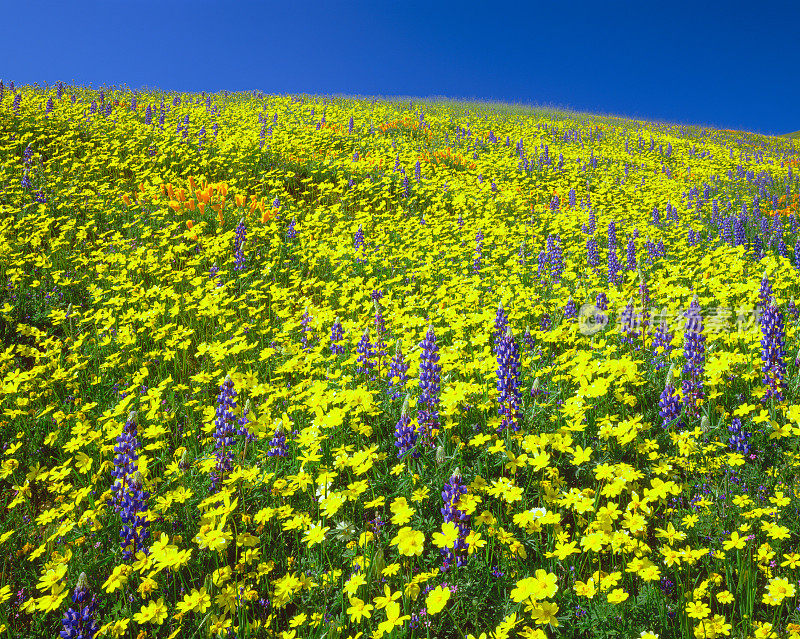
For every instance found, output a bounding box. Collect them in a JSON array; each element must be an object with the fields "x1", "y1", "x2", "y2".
[
  {"x1": 659, "y1": 364, "x2": 682, "y2": 430},
  {"x1": 394, "y1": 393, "x2": 419, "y2": 459},
  {"x1": 496, "y1": 327, "x2": 522, "y2": 432},
  {"x1": 60, "y1": 572, "x2": 100, "y2": 639}
]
